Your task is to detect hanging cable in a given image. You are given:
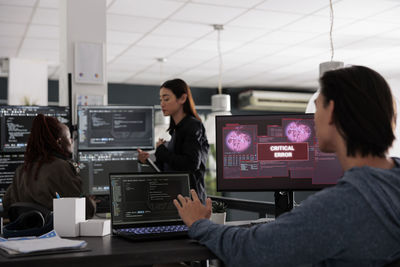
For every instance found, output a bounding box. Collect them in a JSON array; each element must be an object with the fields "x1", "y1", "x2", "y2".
[
  {"x1": 214, "y1": 24, "x2": 224, "y2": 95},
  {"x1": 156, "y1": 57, "x2": 167, "y2": 84},
  {"x1": 329, "y1": 0, "x2": 334, "y2": 61}
]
